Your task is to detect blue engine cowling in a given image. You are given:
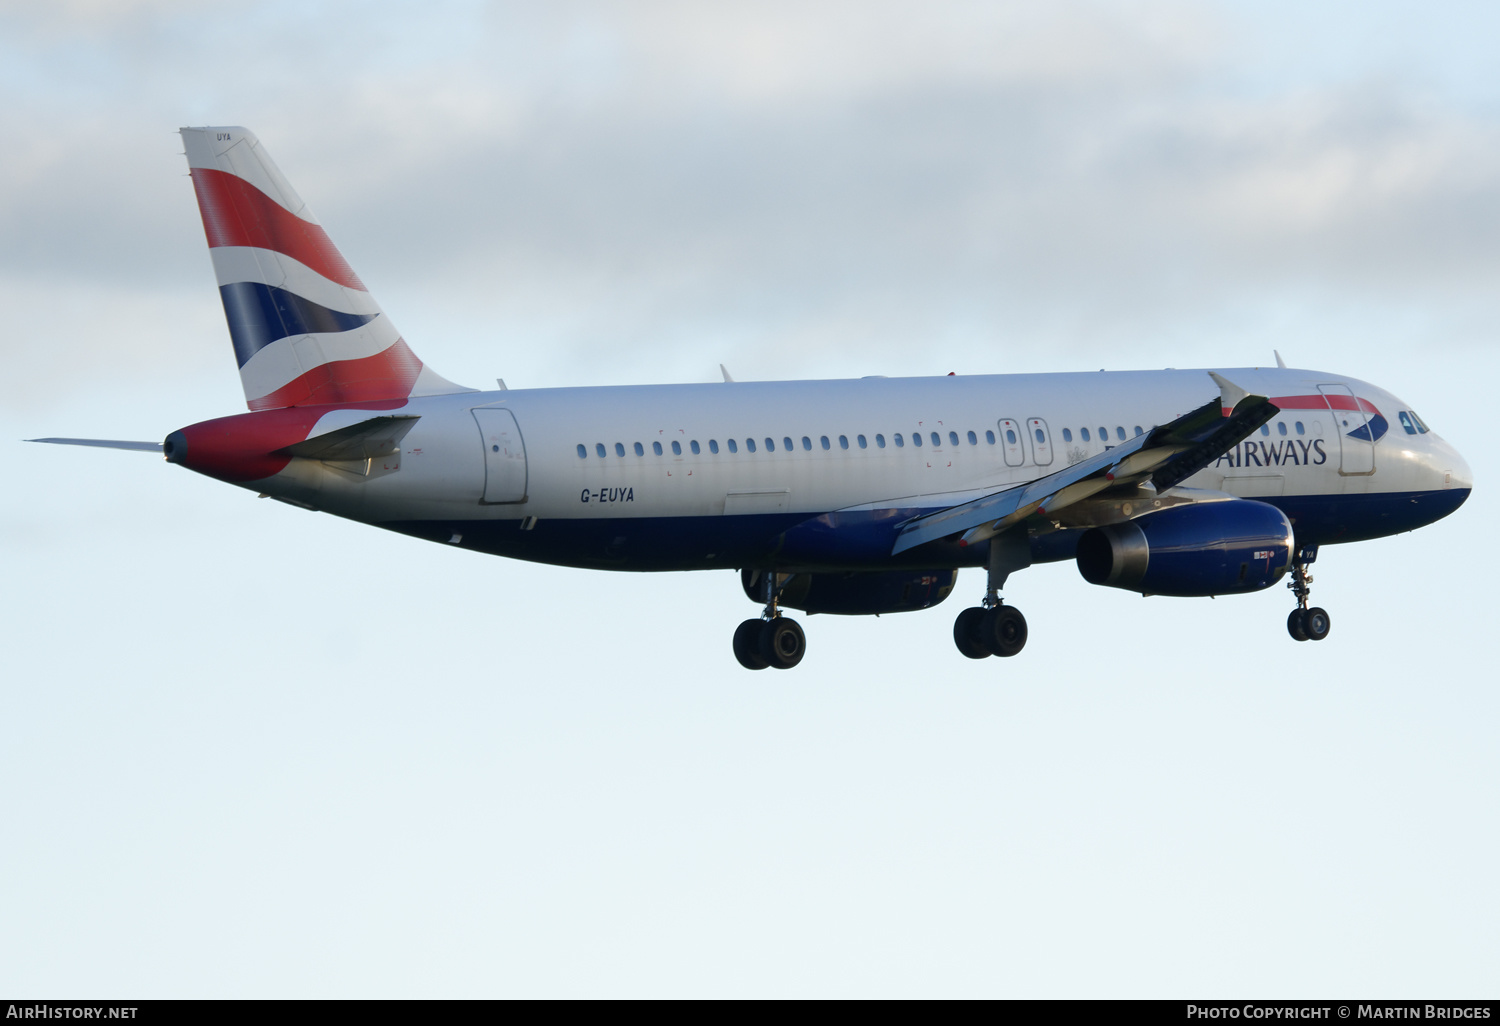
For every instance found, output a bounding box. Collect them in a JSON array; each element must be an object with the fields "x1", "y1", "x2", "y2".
[
  {"x1": 742, "y1": 568, "x2": 958, "y2": 615},
  {"x1": 1075, "y1": 500, "x2": 1293, "y2": 597}
]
